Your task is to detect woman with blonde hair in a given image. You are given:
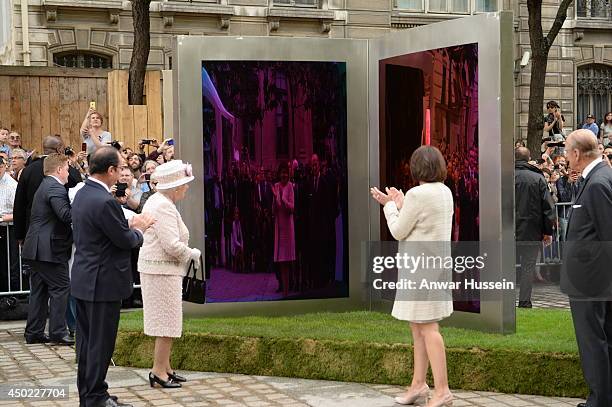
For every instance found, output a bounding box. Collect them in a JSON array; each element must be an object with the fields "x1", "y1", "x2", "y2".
[
  {"x1": 371, "y1": 145, "x2": 454, "y2": 407},
  {"x1": 139, "y1": 160, "x2": 201, "y2": 388}
]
